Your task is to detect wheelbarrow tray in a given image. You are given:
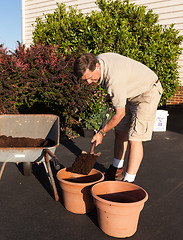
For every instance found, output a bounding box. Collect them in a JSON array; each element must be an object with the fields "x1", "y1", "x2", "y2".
[{"x1": 0, "y1": 114, "x2": 59, "y2": 163}]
